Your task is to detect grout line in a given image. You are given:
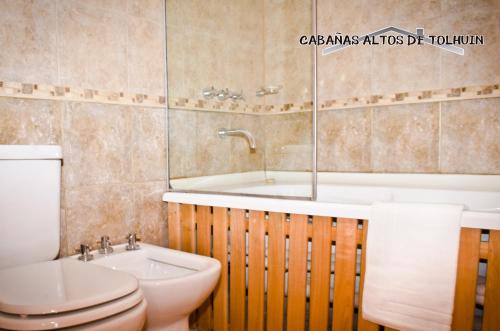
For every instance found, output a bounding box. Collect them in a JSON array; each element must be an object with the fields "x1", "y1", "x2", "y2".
[
  {"x1": 438, "y1": 101, "x2": 442, "y2": 172},
  {"x1": 55, "y1": 0, "x2": 61, "y2": 85}
]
